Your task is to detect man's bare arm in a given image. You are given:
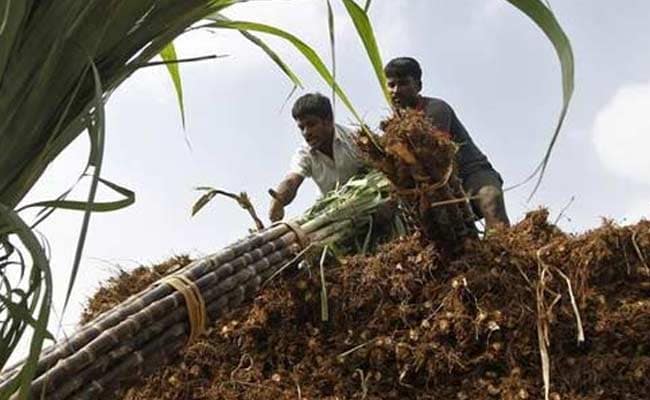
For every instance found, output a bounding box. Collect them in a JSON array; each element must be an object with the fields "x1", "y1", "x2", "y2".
[{"x1": 269, "y1": 173, "x2": 304, "y2": 222}]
